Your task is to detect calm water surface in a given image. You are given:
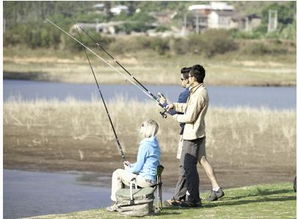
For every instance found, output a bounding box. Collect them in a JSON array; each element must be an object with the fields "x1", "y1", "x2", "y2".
[
  {"x1": 4, "y1": 169, "x2": 173, "y2": 219},
  {"x1": 3, "y1": 79, "x2": 296, "y2": 109}
]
